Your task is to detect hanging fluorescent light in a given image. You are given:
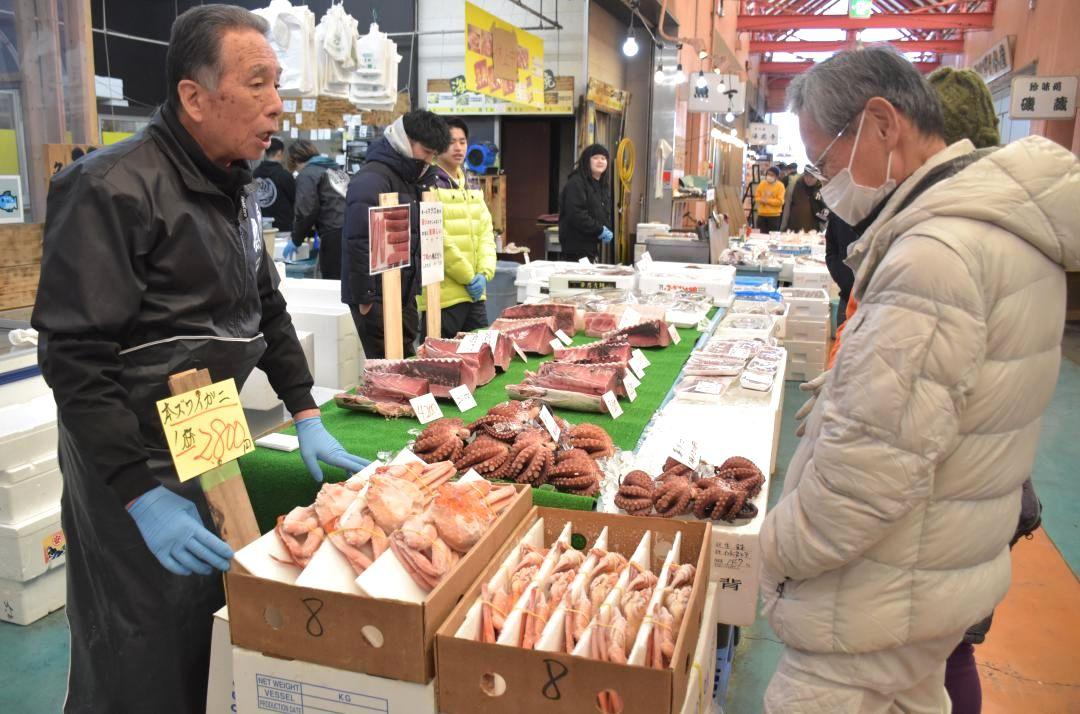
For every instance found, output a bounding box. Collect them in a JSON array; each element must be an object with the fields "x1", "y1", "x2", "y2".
[{"x1": 674, "y1": 63, "x2": 687, "y2": 84}]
